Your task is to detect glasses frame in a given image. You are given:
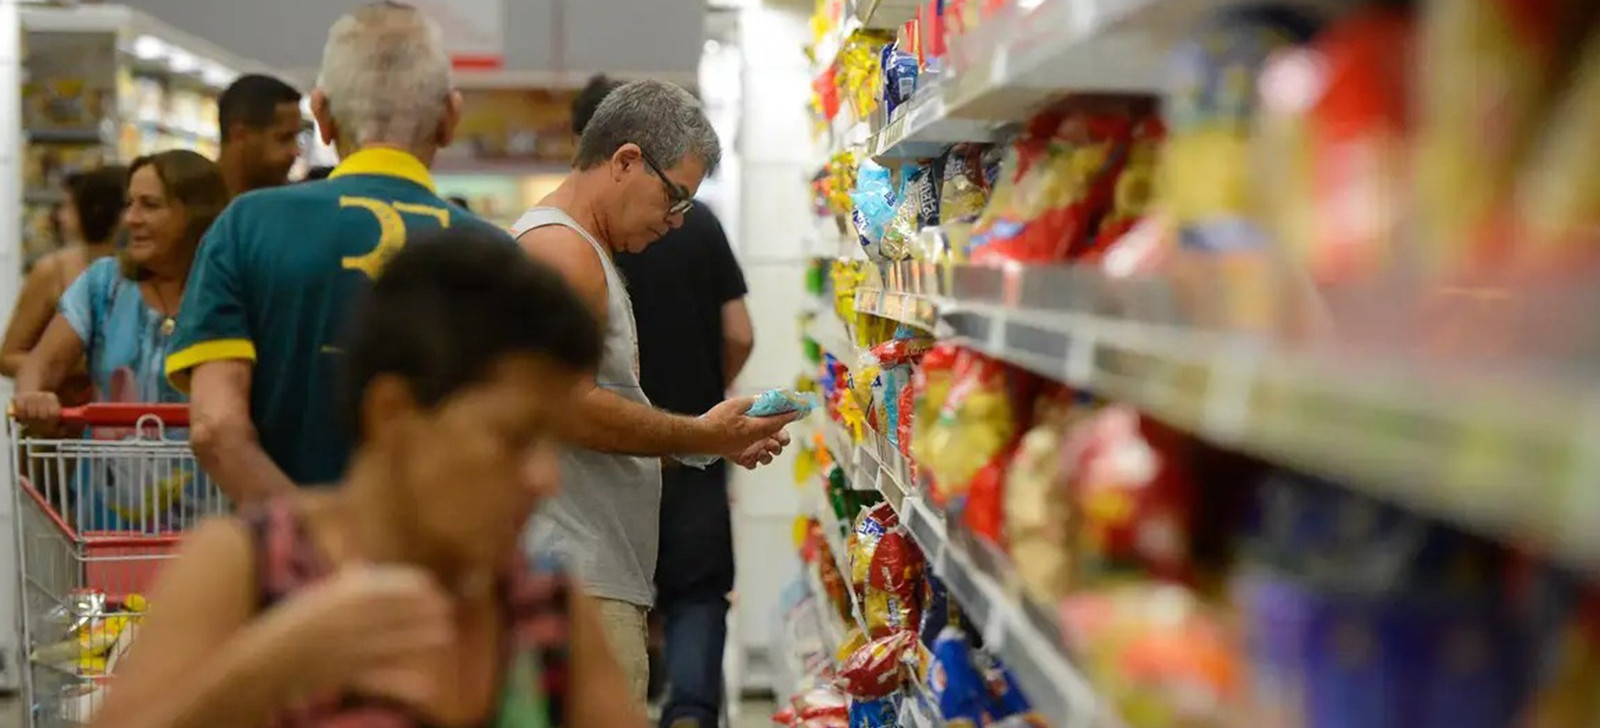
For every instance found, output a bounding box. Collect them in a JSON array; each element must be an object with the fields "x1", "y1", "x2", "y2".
[{"x1": 635, "y1": 146, "x2": 694, "y2": 217}]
